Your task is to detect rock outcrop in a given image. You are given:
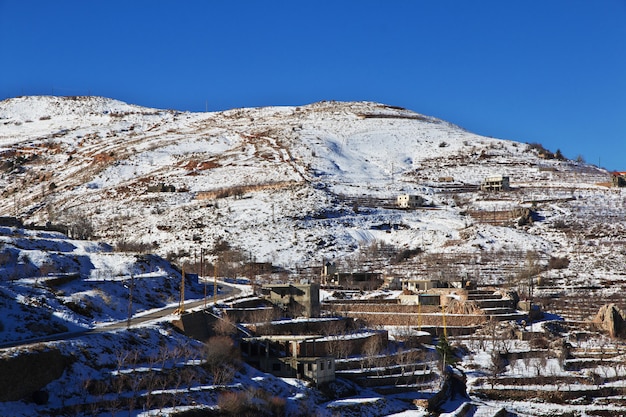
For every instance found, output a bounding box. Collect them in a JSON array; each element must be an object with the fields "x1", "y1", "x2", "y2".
[{"x1": 593, "y1": 303, "x2": 626, "y2": 338}]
